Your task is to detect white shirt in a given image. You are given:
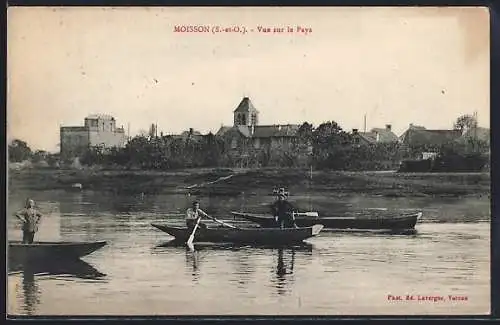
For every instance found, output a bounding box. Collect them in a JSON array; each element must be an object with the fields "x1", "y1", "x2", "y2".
[{"x1": 186, "y1": 207, "x2": 207, "y2": 220}]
